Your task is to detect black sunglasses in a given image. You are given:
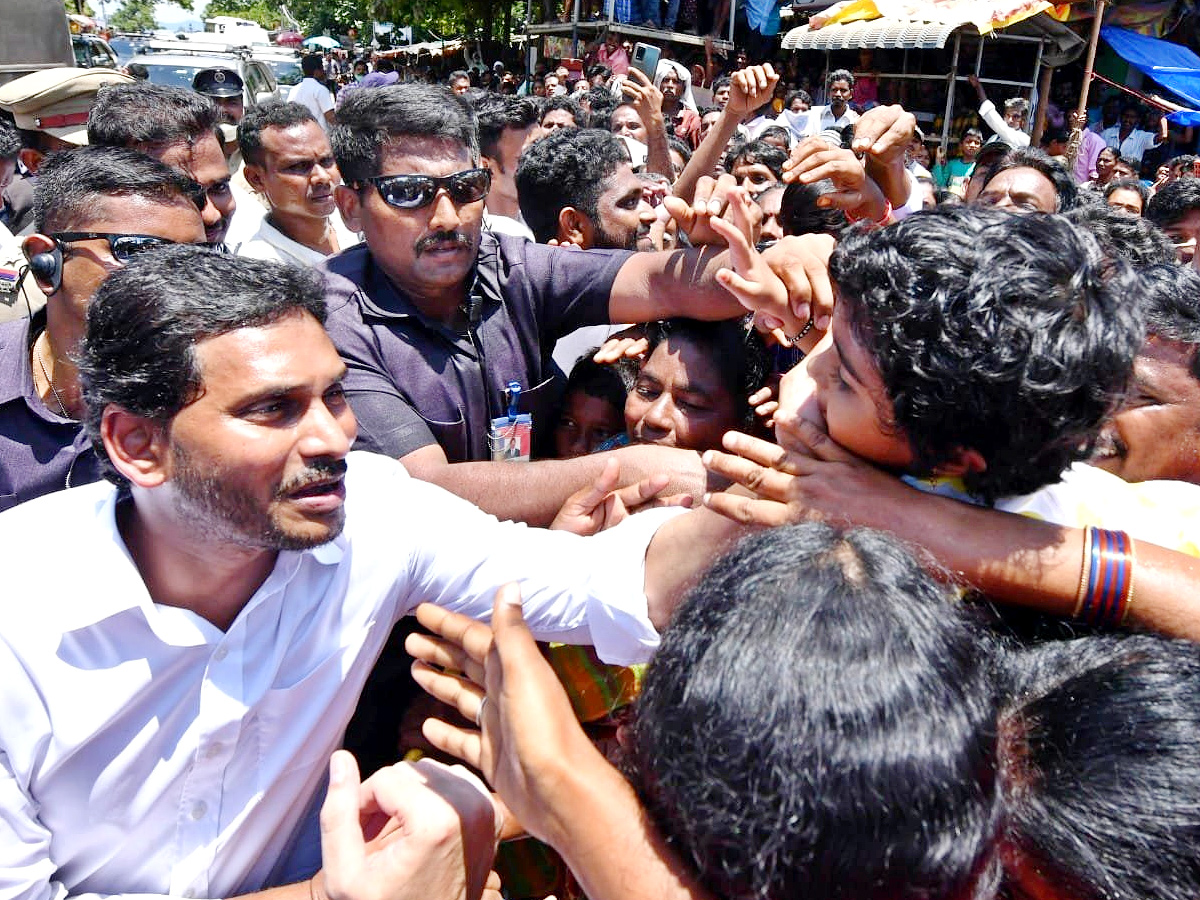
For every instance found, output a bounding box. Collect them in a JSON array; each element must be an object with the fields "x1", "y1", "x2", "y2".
[
  {"x1": 50, "y1": 232, "x2": 228, "y2": 263},
  {"x1": 362, "y1": 168, "x2": 492, "y2": 210}
]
